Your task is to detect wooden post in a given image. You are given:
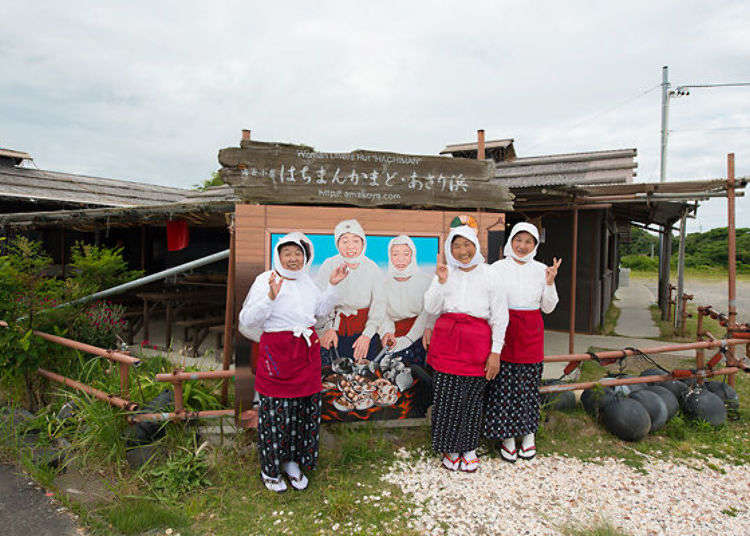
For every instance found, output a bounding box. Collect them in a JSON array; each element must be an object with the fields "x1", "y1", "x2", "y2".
[
  {"x1": 221, "y1": 216, "x2": 236, "y2": 405},
  {"x1": 142, "y1": 299, "x2": 150, "y2": 343},
  {"x1": 119, "y1": 362, "x2": 130, "y2": 398},
  {"x1": 568, "y1": 208, "x2": 579, "y2": 354},
  {"x1": 60, "y1": 229, "x2": 66, "y2": 278},
  {"x1": 477, "y1": 129, "x2": 485, "y2": 160},
  {"x1": 727, "y1": 153, "x2": 737, "y2": 387},
  {"x1": 242, "y1": 129, "x2": 251, "y2": 142},
  {"x1": 696, "y1": 307, "x2": 705, "y2": 385},
  {"x1": 165, "y1": 301, "x2": 173, "y2": 350},
  {"x1": 140, "y1": 225, "x2": 147, "y2": 271}
]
